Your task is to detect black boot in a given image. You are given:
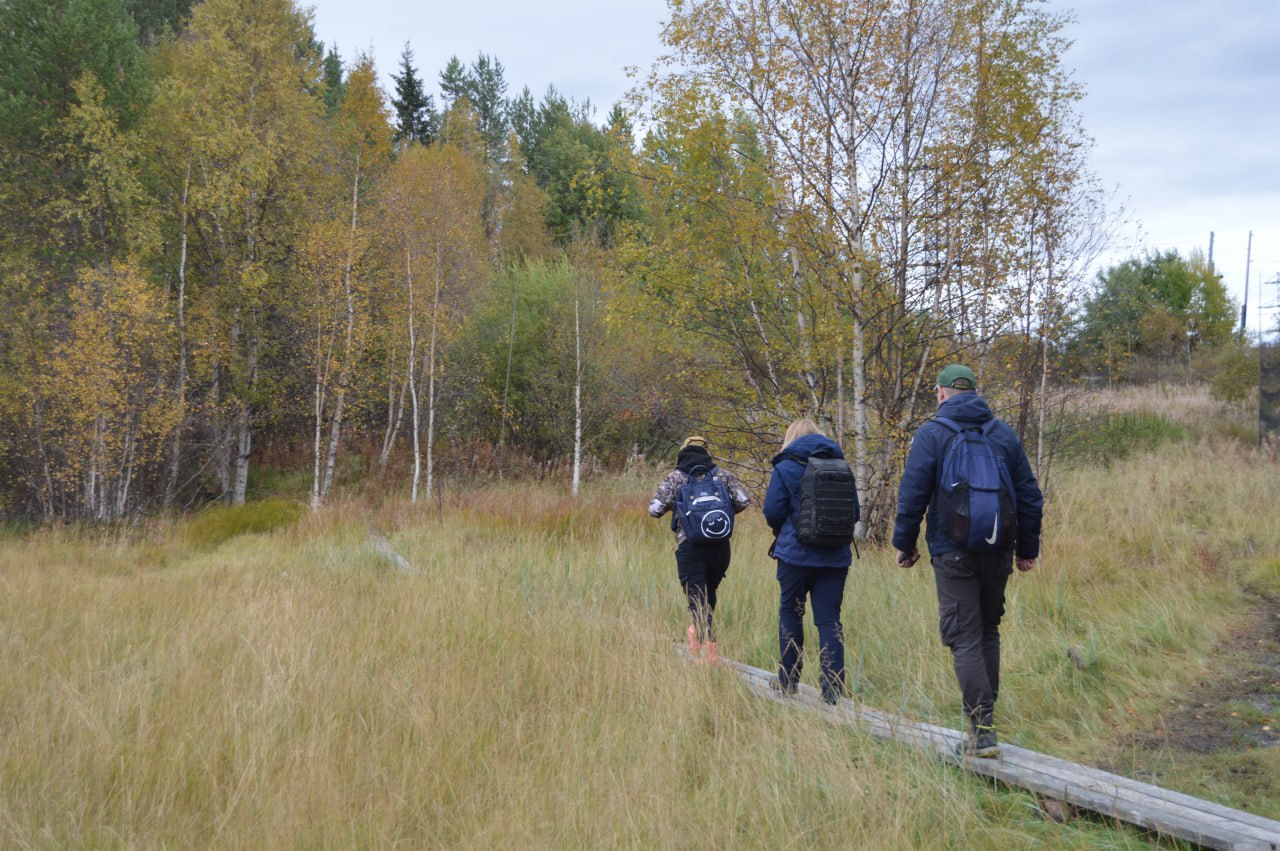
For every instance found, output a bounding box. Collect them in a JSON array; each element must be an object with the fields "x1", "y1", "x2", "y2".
[{"x1": 954, "y1": 721, "x2": 1000, "y2": 759}]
